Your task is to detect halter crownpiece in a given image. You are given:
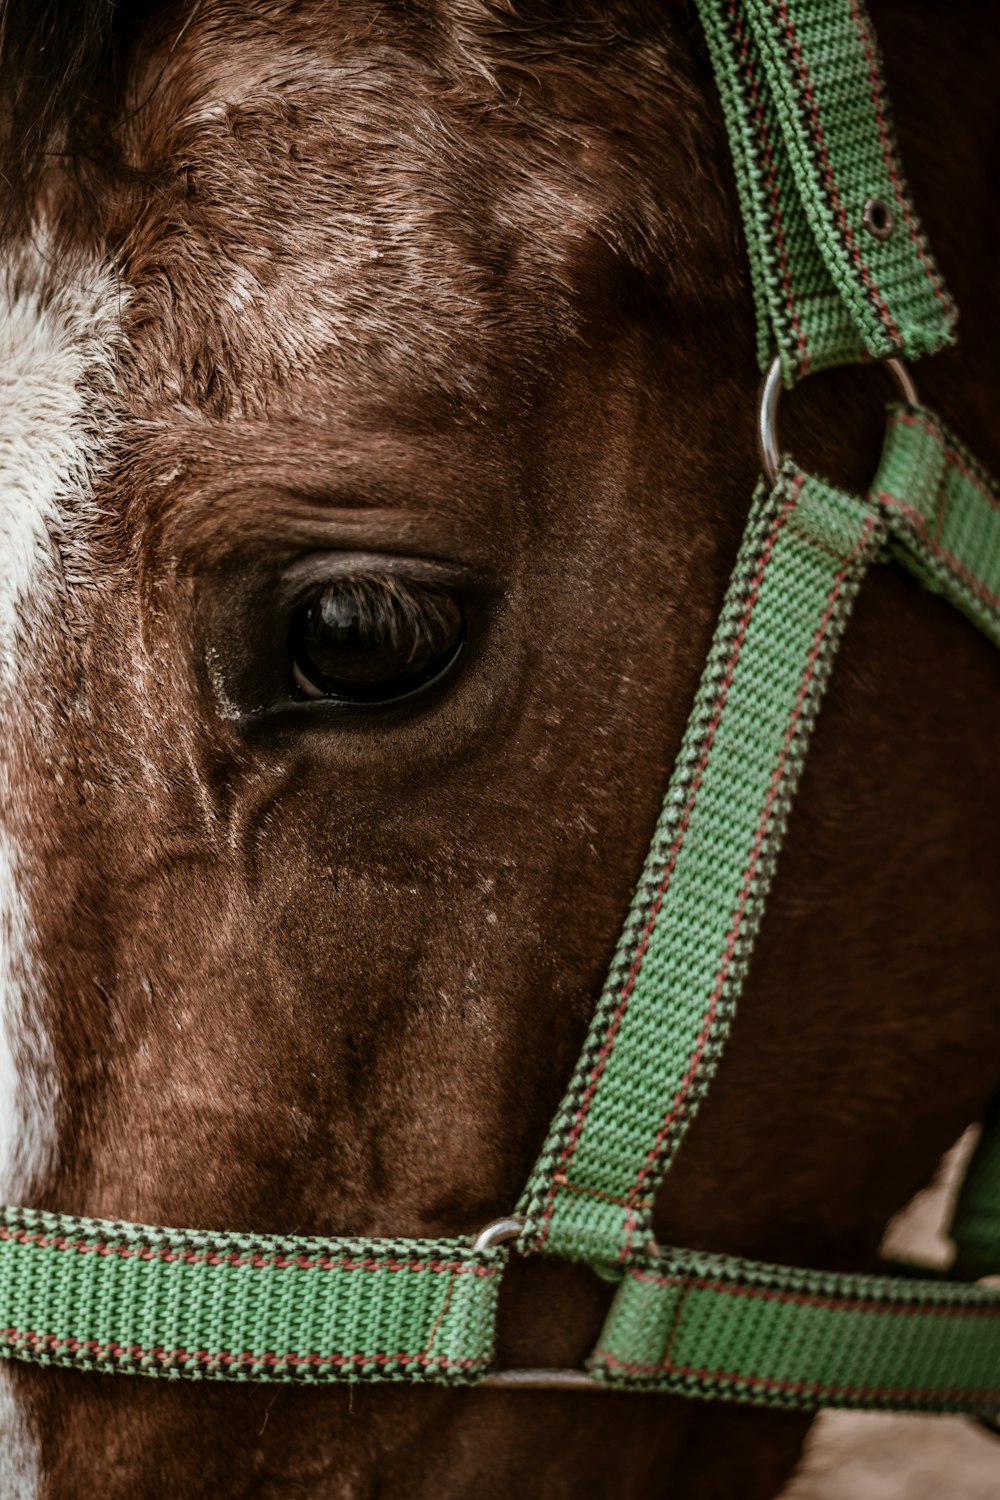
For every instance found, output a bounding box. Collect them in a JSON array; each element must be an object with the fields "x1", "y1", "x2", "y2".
[{"x1": 2, "y1": 0, "x2": 999, "y2": 1421}]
